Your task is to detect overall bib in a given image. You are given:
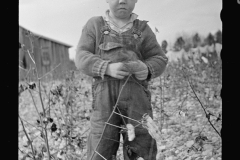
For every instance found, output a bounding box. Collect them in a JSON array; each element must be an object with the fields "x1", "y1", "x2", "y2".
[{"x1": 87, "y1": 17, "x2": 157, "y2": 160}]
